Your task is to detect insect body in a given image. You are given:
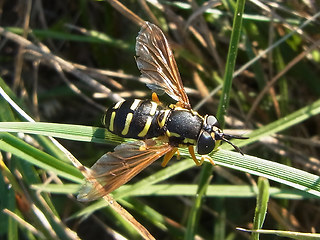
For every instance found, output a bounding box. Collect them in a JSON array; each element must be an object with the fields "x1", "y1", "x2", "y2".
[
  {"x1": 103, "y1": 99, "x2": 238, "y2": 158},
  {"x1": 78, "y1": 22, "x2": 247, "y2": 201}
]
